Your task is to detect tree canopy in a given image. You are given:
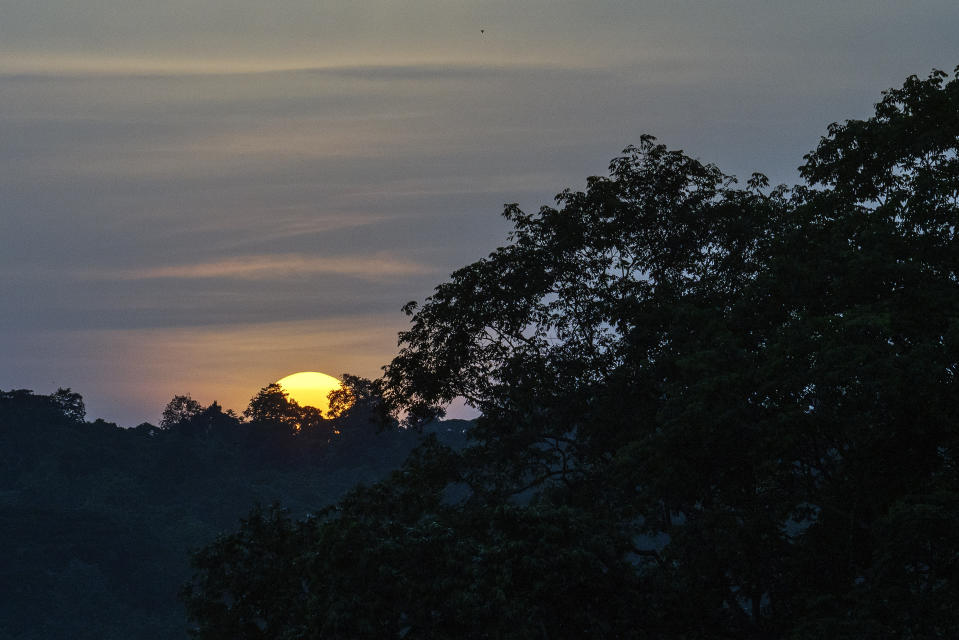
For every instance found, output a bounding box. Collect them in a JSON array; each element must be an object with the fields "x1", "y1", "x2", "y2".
[
  {"x1": 182, "y1": 69, "x2": 959, "y2": 638},
  {"x1": 161, "y1": 394, "x2": 203, "y2": 429},
  {"x1": 1, "y1": 381, "x2": 456, "y2": 639}
]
